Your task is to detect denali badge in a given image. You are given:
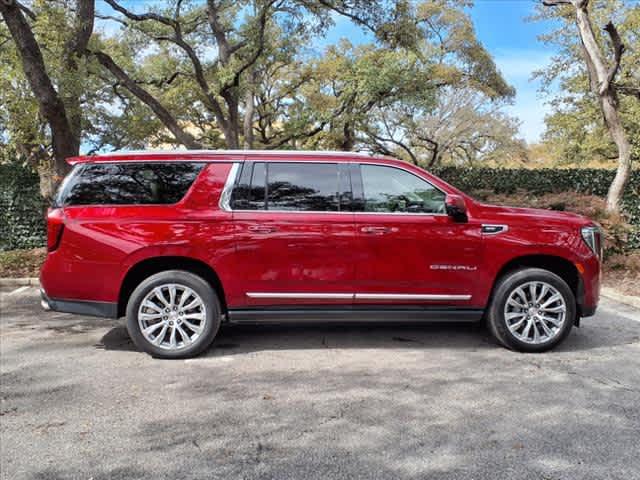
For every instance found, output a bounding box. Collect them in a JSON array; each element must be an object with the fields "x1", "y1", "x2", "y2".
[{"x1": 430, "y1": 265, "x2": 478, "y2": 271}]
